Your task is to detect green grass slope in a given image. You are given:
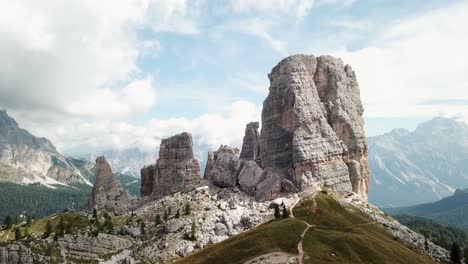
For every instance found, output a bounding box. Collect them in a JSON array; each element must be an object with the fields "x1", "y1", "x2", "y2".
[
  {"x1": 0, "y1": 211, "x2": 89, "y2": 241},
  {"x1": 296, "y1": 193, "x2": 435, "y2": 264},
  {"x1": 176, "y1": 192, "x2": 436, "y2": 264},
  {"x1": 175, "y1": 218, "x2": 306, "y2": 264}
]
